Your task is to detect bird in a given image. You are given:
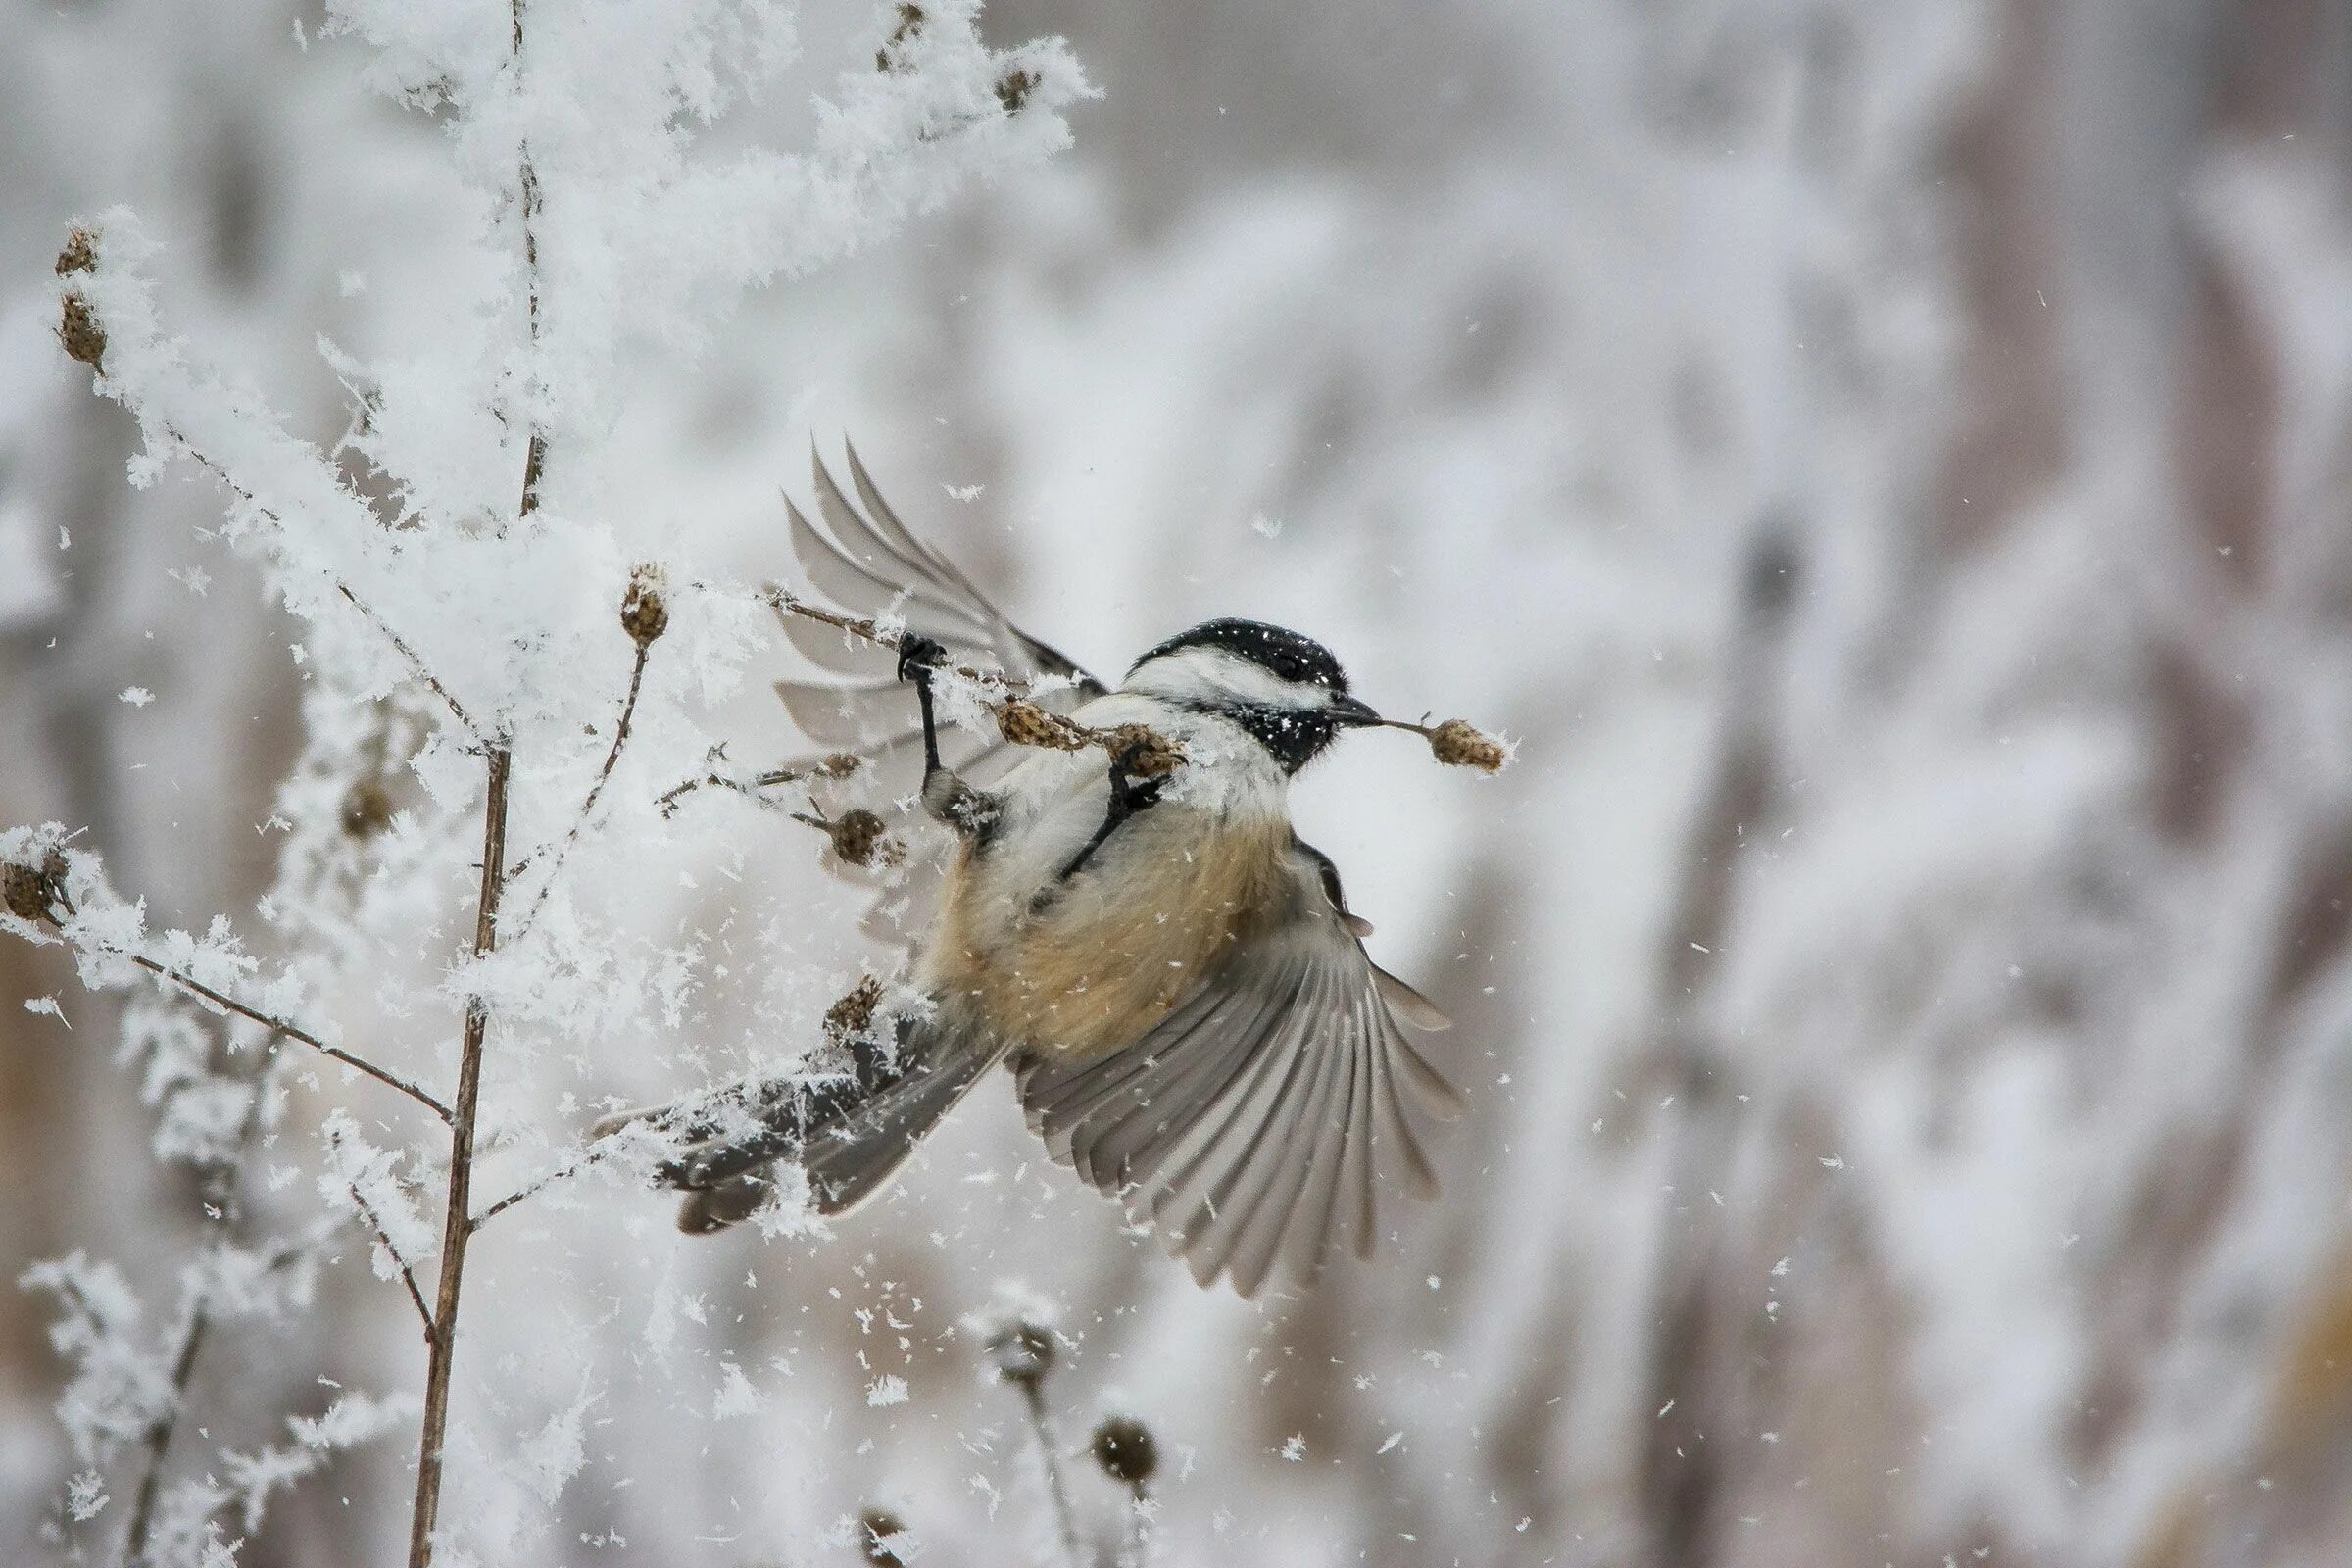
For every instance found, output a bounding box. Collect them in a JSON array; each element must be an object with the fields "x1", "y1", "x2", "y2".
[{"x1": 642, "y1": 444, "x2": 1464, "y2": 1298}]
